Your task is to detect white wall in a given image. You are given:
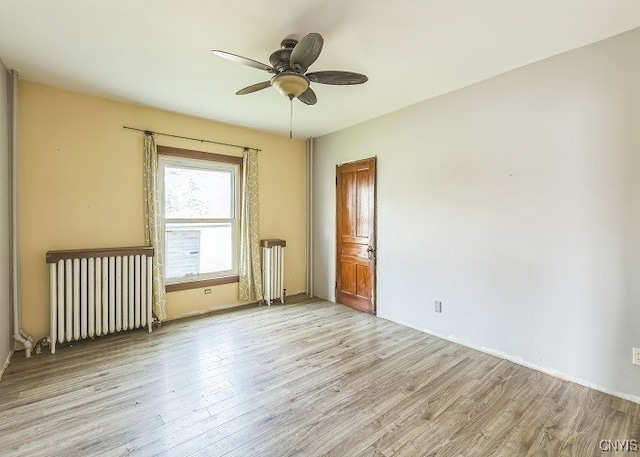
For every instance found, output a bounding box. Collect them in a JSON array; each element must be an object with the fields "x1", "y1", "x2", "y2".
[
  {"x1": 313, "y1": 28, "x2": 640, "y2": 401},
  {"x1": 0, "y1": 59, "x2": 13, "y2": 374}
]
